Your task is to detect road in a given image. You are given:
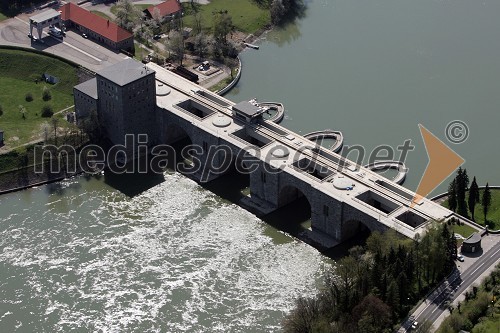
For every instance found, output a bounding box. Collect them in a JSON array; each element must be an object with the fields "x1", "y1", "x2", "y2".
[
  {"x1": 399, "y1": 237, "x2": 500, "y2": 332},
  {"x1": 0, "y1": 11, "x2": 127, "y2": 72}
]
